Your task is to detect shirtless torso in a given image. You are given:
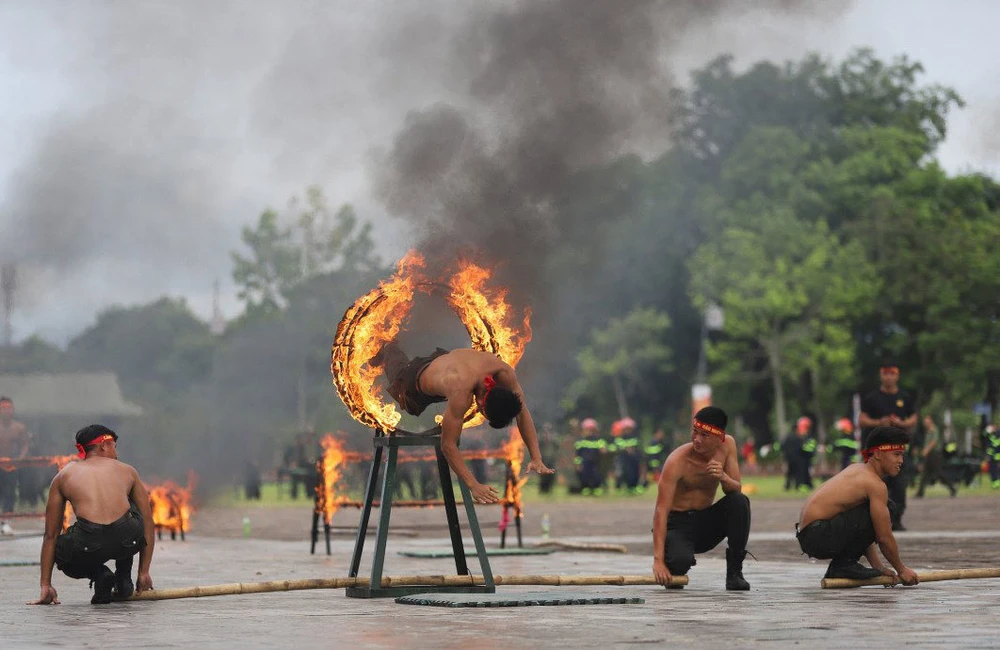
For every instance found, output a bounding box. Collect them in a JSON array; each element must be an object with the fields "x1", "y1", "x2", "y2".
[
  {"x1": 660, "y1": 435, "x2": 741, "y2": 512},
  {"x1": 418, "y1": 348, "x2": 512, "y2": 401},
  {"x1": 0, "y1": 419, "x2": 29, "y2": 459},
  {"x1": 798, "y1": 463, "x2": 883, "y2": 528},
  {"x1": 421, "y1": 349, "x2": 552, "y2": 504}
]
